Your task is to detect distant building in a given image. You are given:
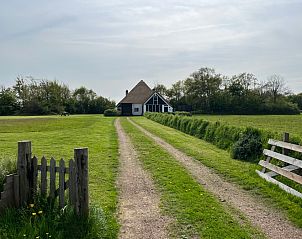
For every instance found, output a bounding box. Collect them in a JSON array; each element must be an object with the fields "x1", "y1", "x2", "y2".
[{"x1": 117, "y1": 80, "x2": 173, "y2": 116}]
